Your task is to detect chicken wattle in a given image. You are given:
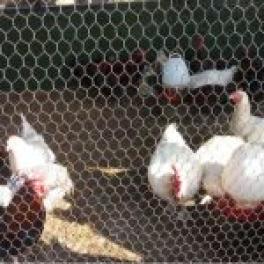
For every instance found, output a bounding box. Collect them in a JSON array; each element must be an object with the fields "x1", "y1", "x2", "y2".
[
  {"x1": 148, "y1": 123, "x2": 202, "y2": 205},
  {"x1": 28, "y1": 163, "x2": 73, "y2": 212}
]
